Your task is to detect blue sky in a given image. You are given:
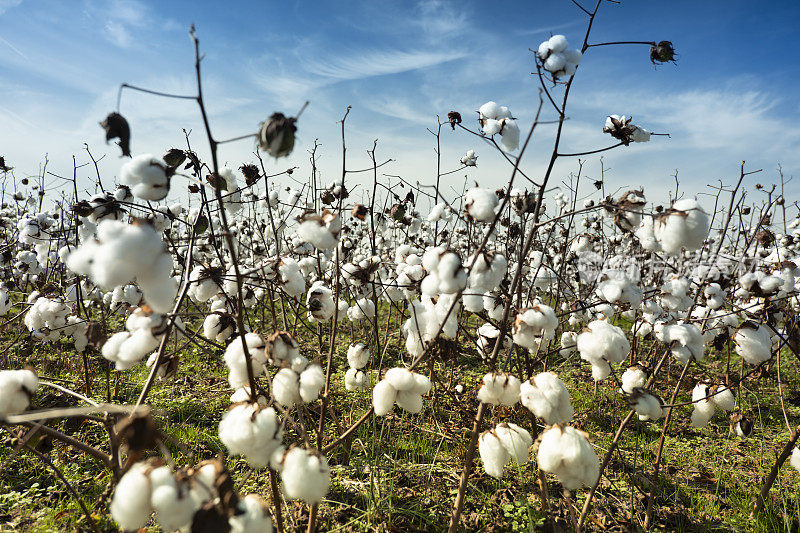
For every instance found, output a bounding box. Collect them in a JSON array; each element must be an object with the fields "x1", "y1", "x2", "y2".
[{"x1": 1, "y1": 0, "x2": 799, "y2": 207}]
